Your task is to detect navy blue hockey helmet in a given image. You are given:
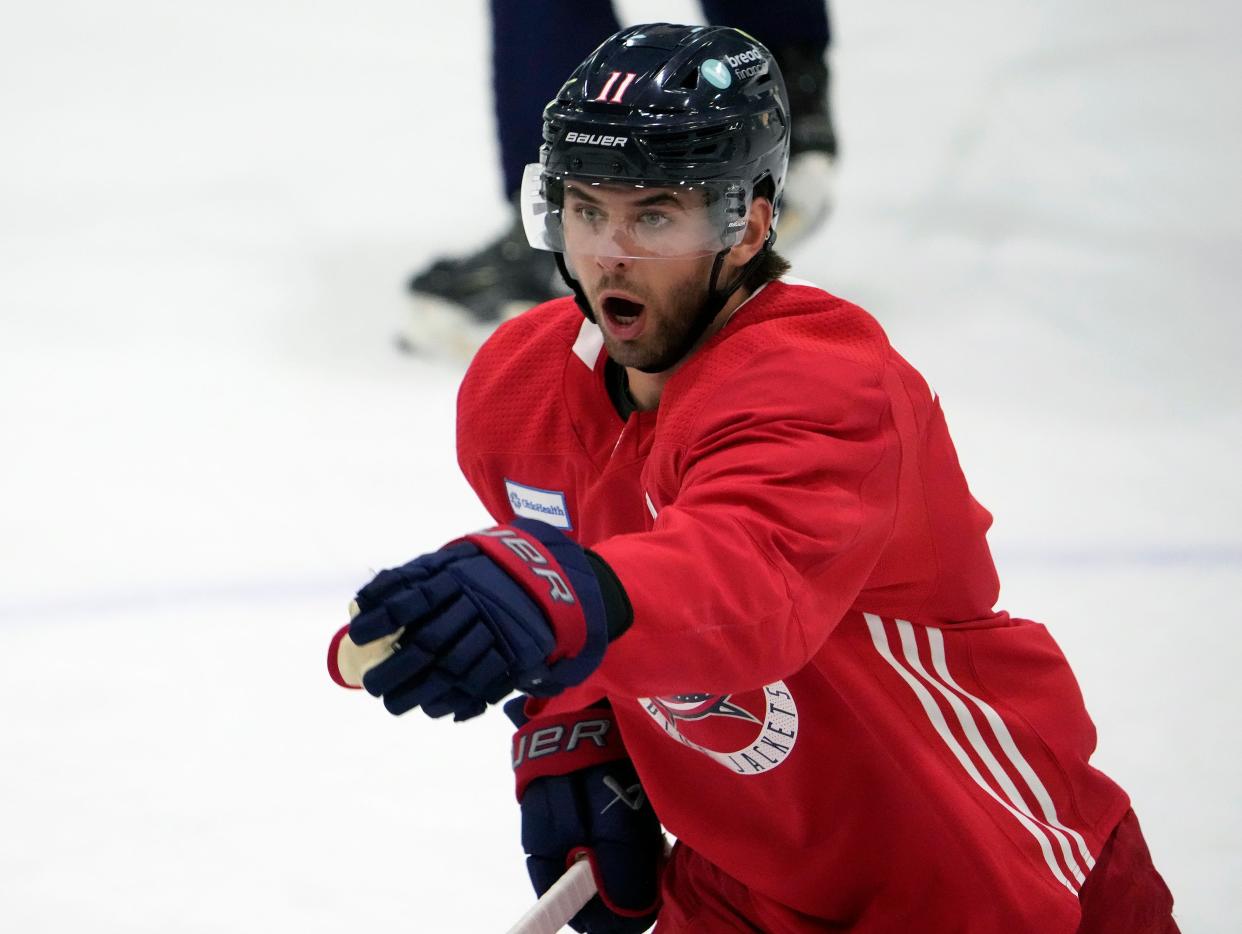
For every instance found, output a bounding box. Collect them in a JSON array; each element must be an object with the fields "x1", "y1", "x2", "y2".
[{"x1": 519, "y1": 23, "x2": 791, "y2": 365}]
